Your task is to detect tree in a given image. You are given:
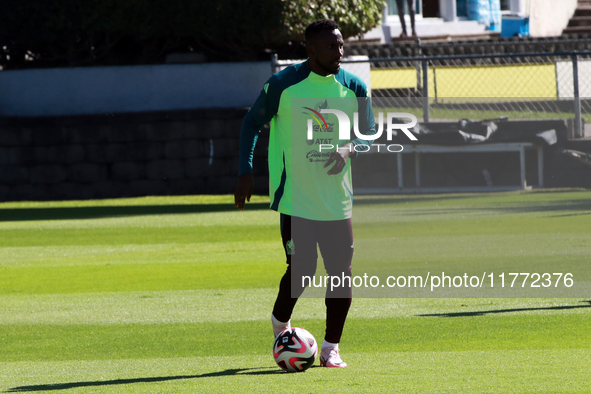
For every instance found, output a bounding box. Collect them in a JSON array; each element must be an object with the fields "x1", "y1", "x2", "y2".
[{"x1": 0, "y1": 0, "x2": 384, "y2": 69}]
